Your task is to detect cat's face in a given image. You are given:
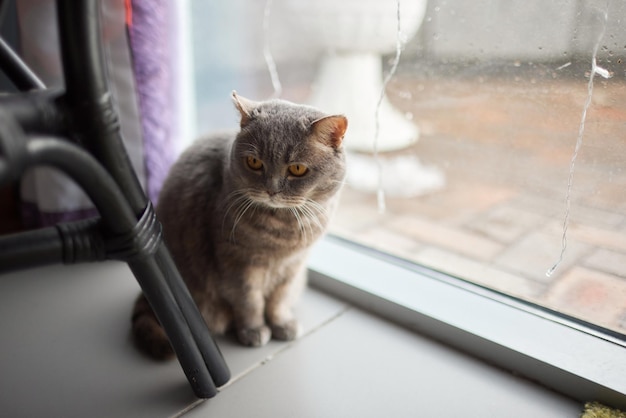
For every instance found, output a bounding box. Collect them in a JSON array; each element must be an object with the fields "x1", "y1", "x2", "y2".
[{"x1": 229, "y1": 93, "x2": 347, "y2": 210}]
